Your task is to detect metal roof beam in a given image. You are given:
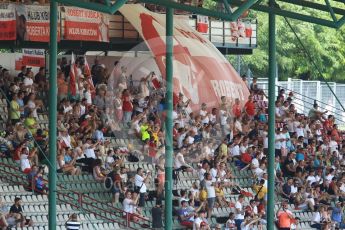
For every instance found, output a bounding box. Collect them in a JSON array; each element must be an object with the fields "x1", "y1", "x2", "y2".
[
  {"x1": 333, "y1": 0, "x2": 345, "y2": 4},
  {"x1": 104, "y1": 0, "x2": 111, "y2": 7},
  {"x1": 223, "y1": 0, "x2": 232, "y2": 14},
  {"x1": 277, "y1": 0, "x2": 345, "y2": 16},
  {"x1": 324, "y1": 0, "x2": 337, "y2": 22},
  {"x1": 140, "y1": 0, "x2": 232, "y2": 20},
  {"x1": 257, "y1": 5, "x2": 337, "y2": 28},
  {"x1": 232, "y1": 0, "x2": 258, "y2": 21},
  {"x1": 139, "y1": 0, "x2": 258, "y2": 21},
  {"x1": 336, "y1": 15, "x2": 345, "y2": 27},
  {"x1": 228, "y1": 0, "x2": 337, "y2": 27}
]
